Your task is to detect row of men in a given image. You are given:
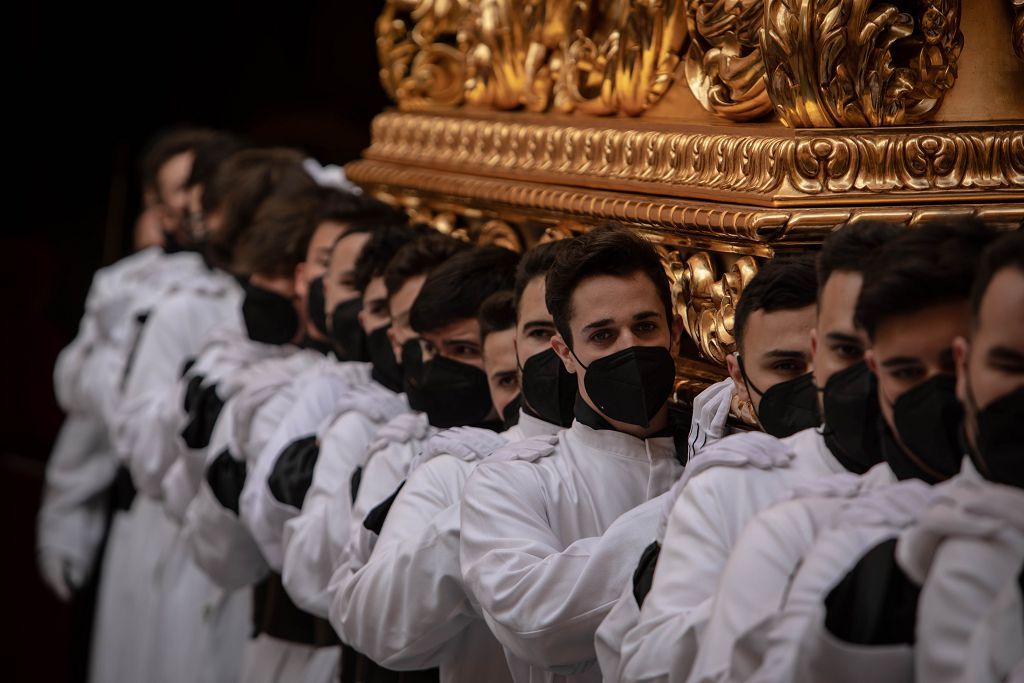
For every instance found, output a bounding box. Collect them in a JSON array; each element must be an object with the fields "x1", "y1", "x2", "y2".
[{"x1": 38, "y1": 127, "x2": 1023, "y2": 683}]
